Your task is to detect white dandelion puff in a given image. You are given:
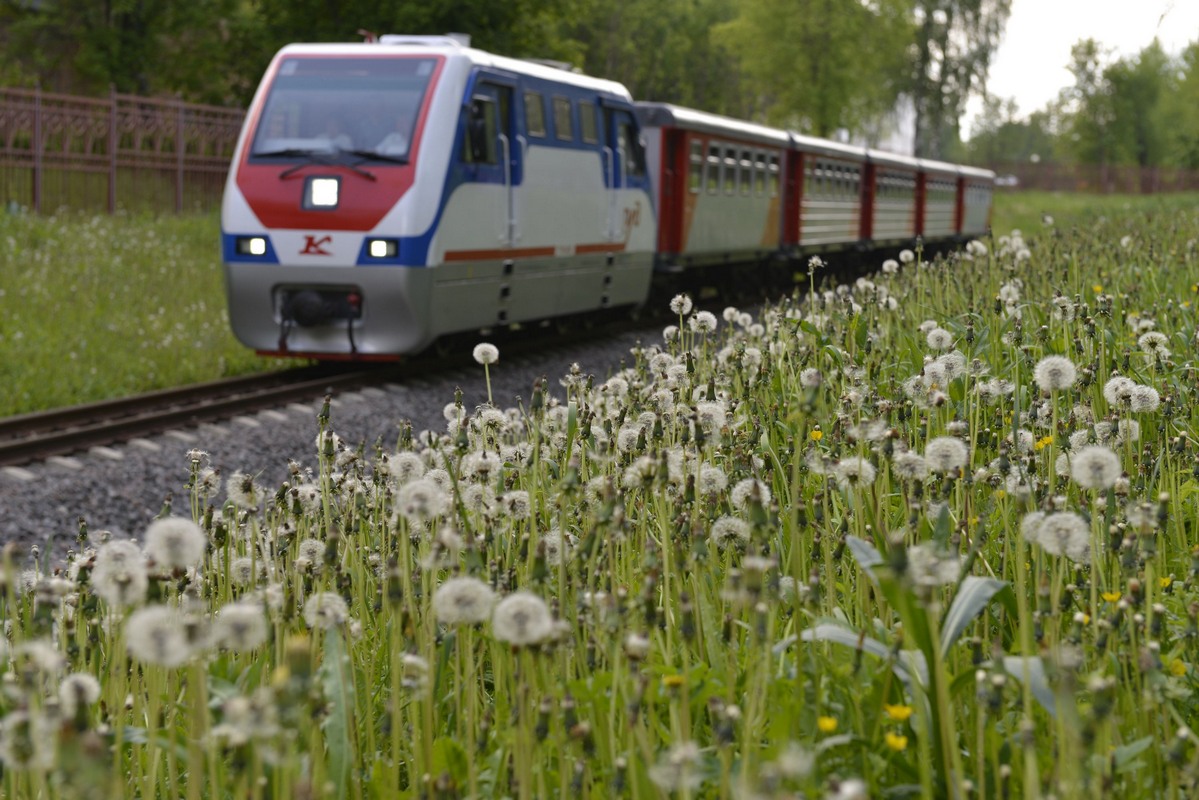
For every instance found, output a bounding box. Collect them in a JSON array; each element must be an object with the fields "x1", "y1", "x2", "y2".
[
  {"x1": 432, "y1": 577, "x2": 497, "y2": 626},
  {"x1": 1069, "y1": 446, "x2": 1121, "y2": 491},
  {"x1": 491, "y1": 592, "x2": 555, "y2": 647},
  {"x1": 144, "y1": 517, "x2": 207, "y2": 571},
  {"x1": 1033, "y1": 356, "x2": 1077, "y2": 392}
]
